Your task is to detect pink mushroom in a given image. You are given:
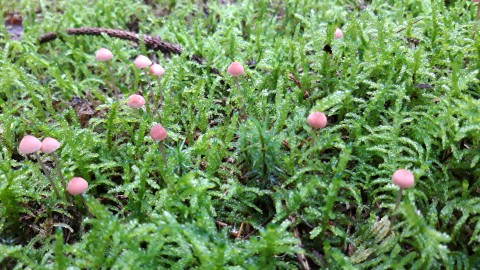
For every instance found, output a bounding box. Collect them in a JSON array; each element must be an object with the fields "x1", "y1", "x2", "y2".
[
  {"x1": 19, "y1": 135, "x2": 62, "y2": 199},
  {"x1": 334, "y1": 28, "x2": 344, "y2": 39},
  {"x1": 95, "y1": 48, "x2": 119, "y2": 100},
  {"x1": 67, "y1": 177, "x2": 89, "y2": 195},
  {"x1": 149, "y1": 64, "x2": 165, "y2": 77},
  {"x1": 150, "y1": 123, "x2": 168, "y2": 164},
  {"x1": 150, "y1": 124, "x2": 167, "y2": 141},
  {"x1": 18, "y1": 135, "x2": 42, "y2": 155},
  {"x1": 127, "y1": 94, "x2": 146, "y2": 109},
  {"x1": 227, "y1": 61, "x2": 246, "y2": 118},
  {"x1": 40, "y1": 137, "x2": 60, "y2": 154},
  {"x1": 134, "y1": 55, "x2": 154, "y2": 113},
  {"x1": 227, "y1": 62, "x2": 245, "y2": 77},
  {"x1": 390, "y1": 169, "x2": 415, "y2": 229},
  {"x1": 41, "y1": 137, "x2": 70, "y2": 201},
  {"x1": 149, "y1": 64, "x2": 166, "y2": 119},
  {"x1": 307, "y1": 112, "x2": 328, "y2": 129},
  {"x1": 392, "y1": 169, "x2": 414, "y2": 189},
  {"x1": 134, "y1": 55, "x2": 152, "y2": 69},
  {"x1": 95, "y1": 48, "x2": 113, "y2": 62},
  {"x1": 147, "y1": 64, "x2": 165, "y2": 119}
]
